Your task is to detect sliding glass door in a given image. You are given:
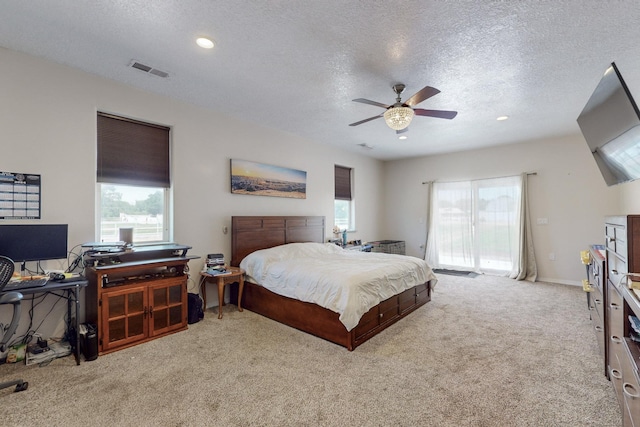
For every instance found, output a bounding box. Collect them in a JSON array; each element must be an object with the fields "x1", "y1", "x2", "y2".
[{"x1": 430, "y1": 176, "x2": 521, "y2": 274}]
